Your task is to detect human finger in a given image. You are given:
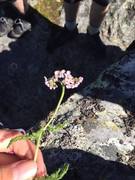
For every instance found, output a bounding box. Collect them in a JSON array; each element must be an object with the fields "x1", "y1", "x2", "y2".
[
  {"x1": 0, "y1": 160, "x2": 37, "y2": 180},
  {"x1": 9, "y1": 140, "x2": 47, "y2": 177},
  {"x1": 0, "y1": 130, "x2": 47, "y2": 176},
  {"x1": 0, "y1": 153, "x2": 21, "y2": 166},
  {"x1": 0, "y1": 129, "x2": 21, "y2": 152}
]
